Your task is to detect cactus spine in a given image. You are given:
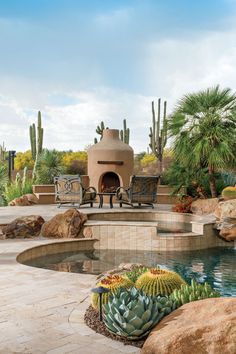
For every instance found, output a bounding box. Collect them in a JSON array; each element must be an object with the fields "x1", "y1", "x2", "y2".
[
  {"x1": 149, "y1": 98, "x2": 168, "y2": 174},
  {"x1": 0, "y1": 142, "x2": 6, "y2": 162},
  {"x1": 135, "y1": 268, "x2": 186, "y2": 296},
  {"x1": 120, "y1": 119, "x2": 130, "y2": 144}
]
